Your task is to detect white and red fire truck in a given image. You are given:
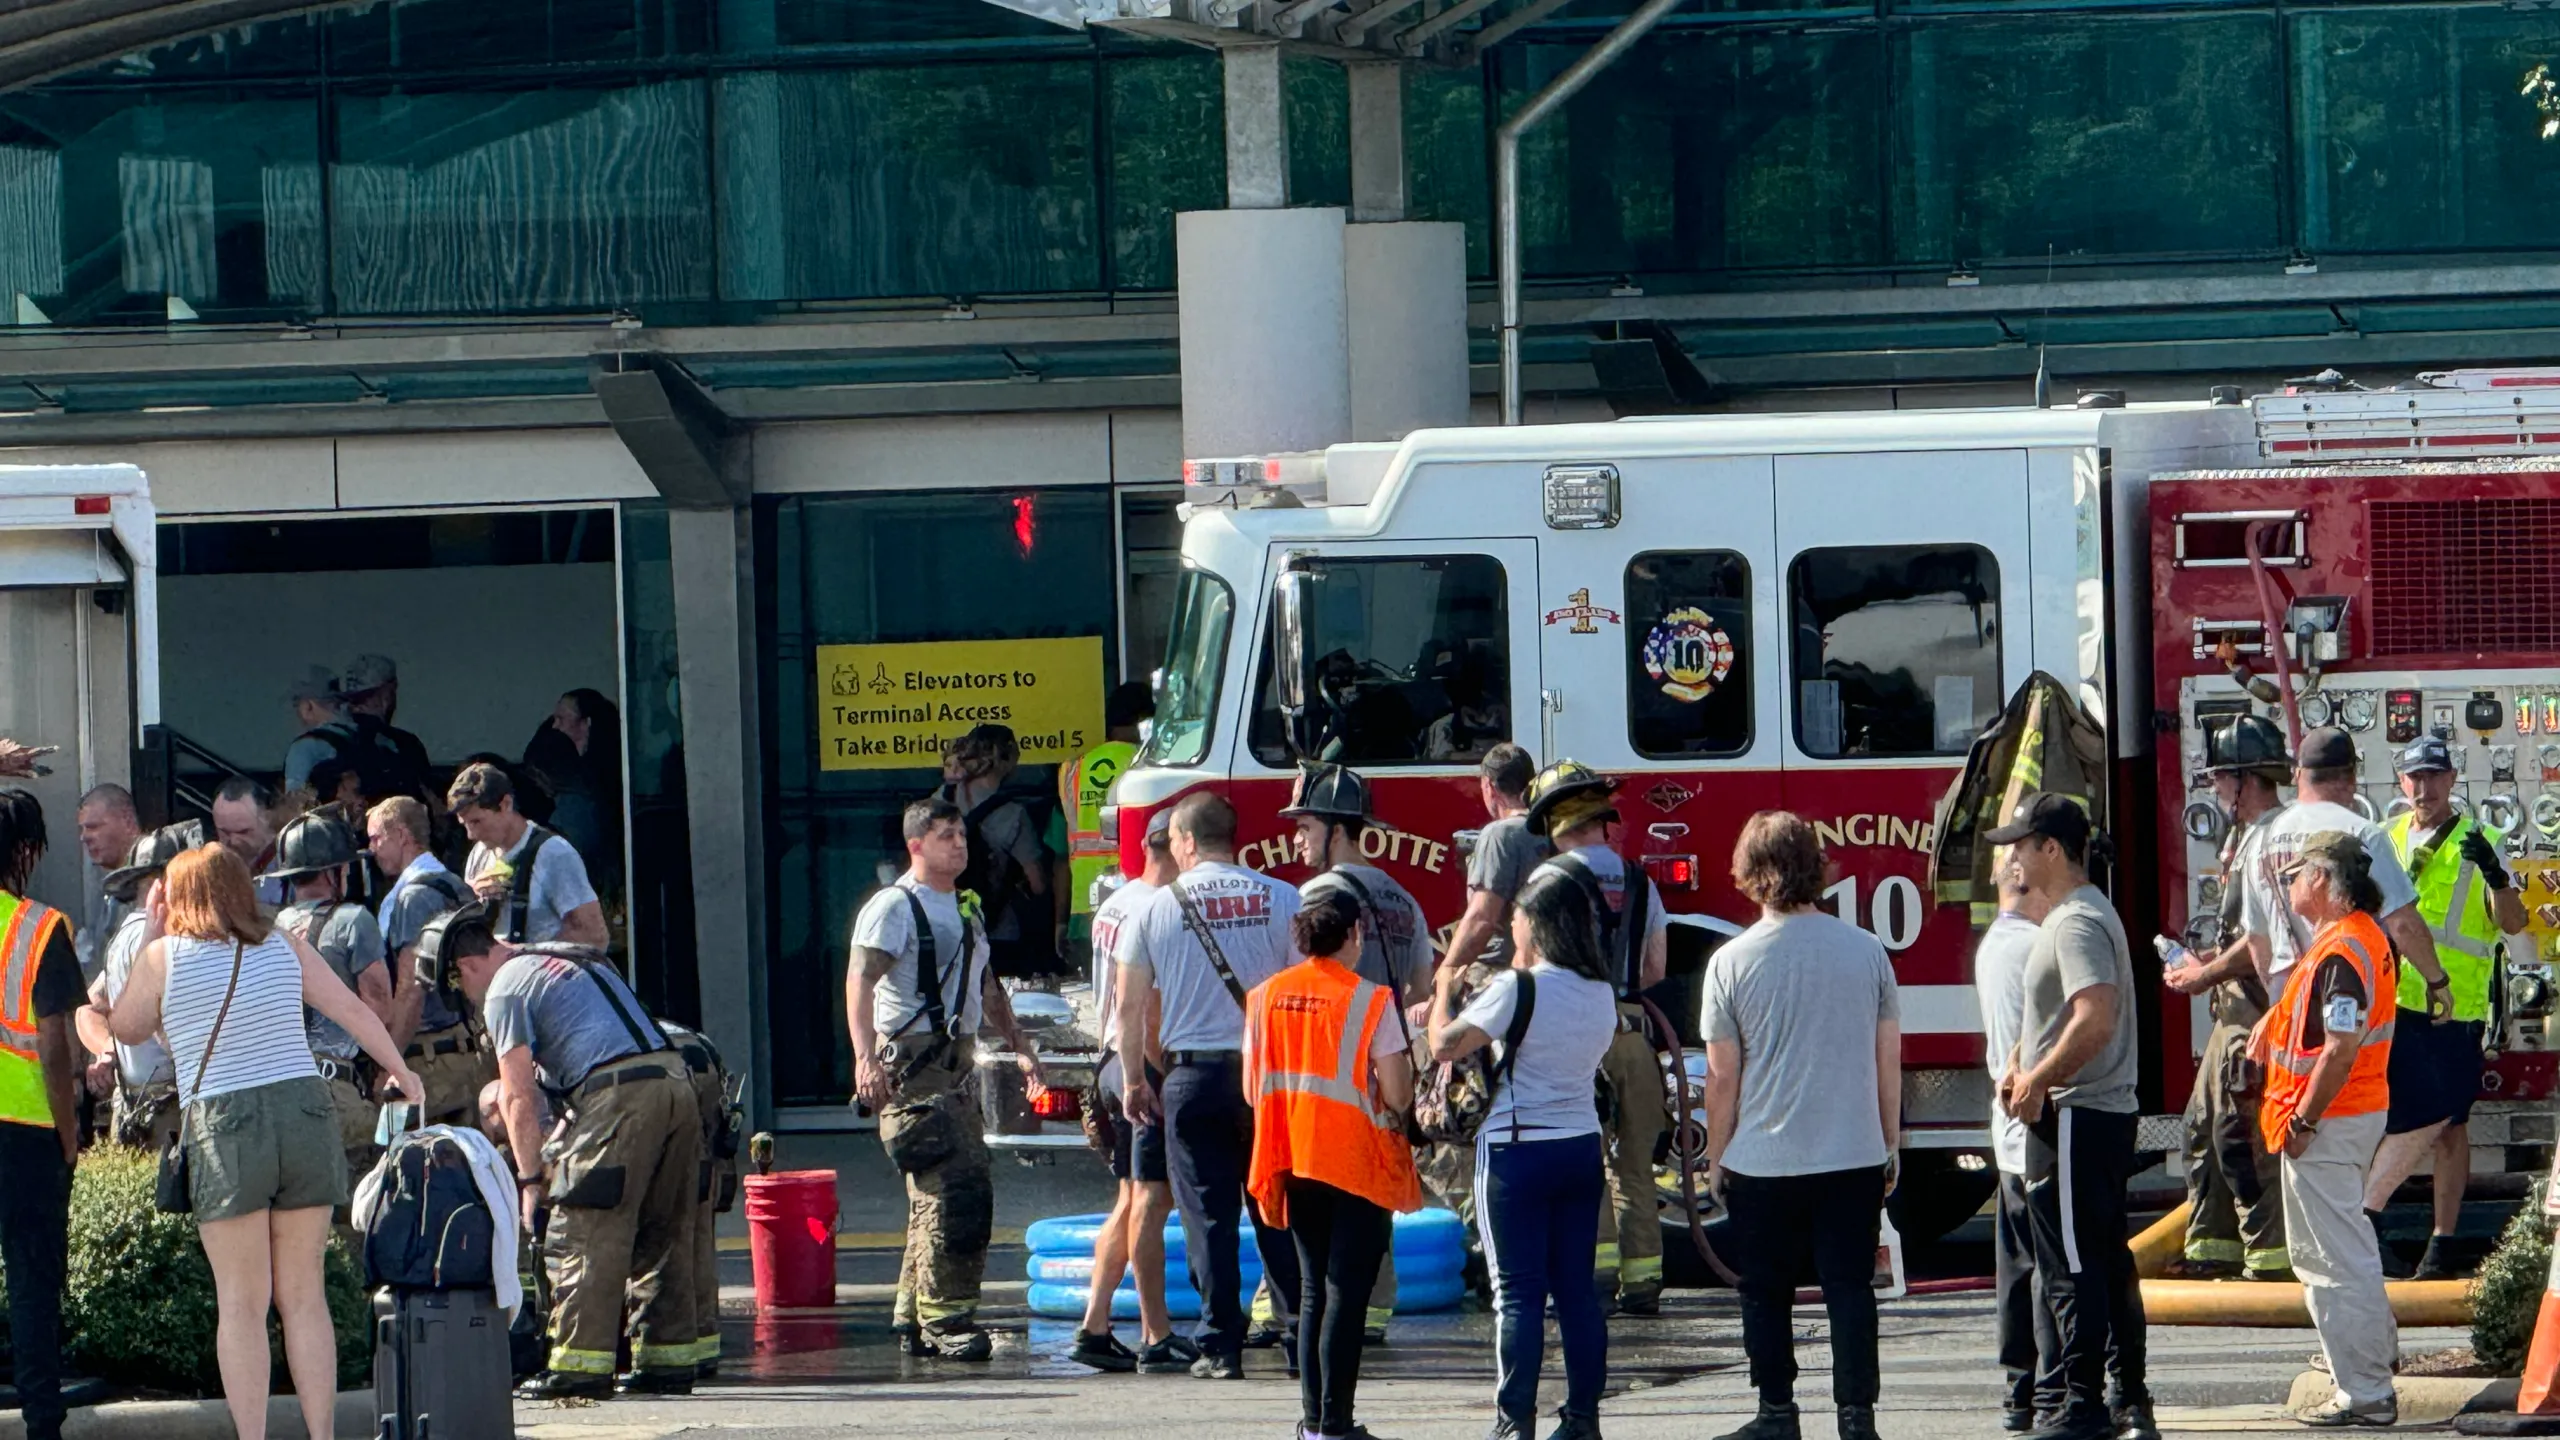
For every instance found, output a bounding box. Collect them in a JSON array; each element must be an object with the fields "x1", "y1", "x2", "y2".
[{"x1": 1104, "y1": 373, "x2": 2560, "y2": 1241}]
